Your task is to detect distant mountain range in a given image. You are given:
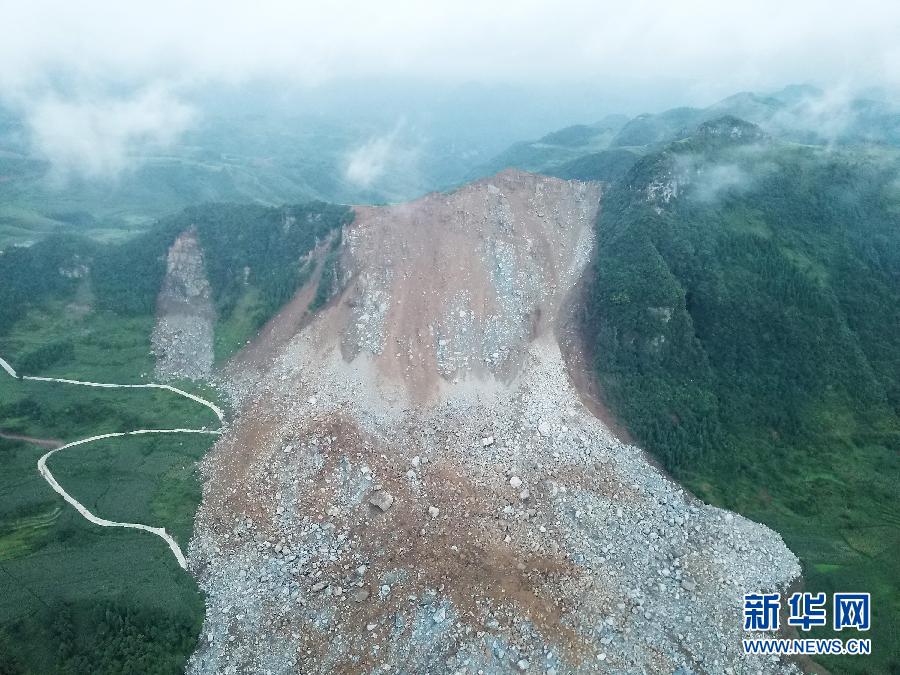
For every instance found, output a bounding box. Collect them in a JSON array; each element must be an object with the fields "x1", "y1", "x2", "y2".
[{"x1": 473, "y1": 85, "x2": 900, "y2": 181}]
